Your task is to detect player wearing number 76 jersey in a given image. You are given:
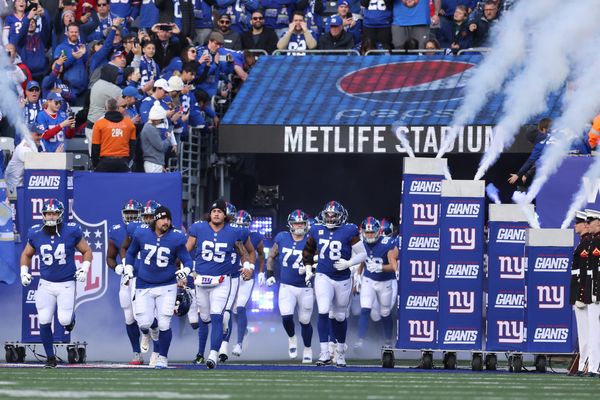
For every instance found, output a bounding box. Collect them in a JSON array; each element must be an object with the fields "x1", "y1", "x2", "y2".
[
  {"x1": 125, "y1": 205, "x2": 193, "y2": 369},
  {"x1": 302, "y1": 201, "x2": 367, "y2": 367}
]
